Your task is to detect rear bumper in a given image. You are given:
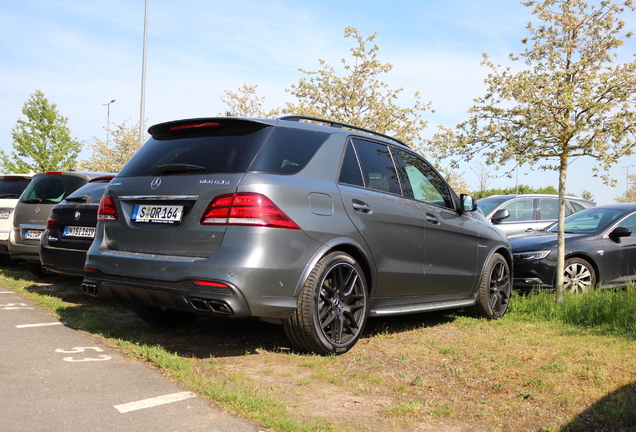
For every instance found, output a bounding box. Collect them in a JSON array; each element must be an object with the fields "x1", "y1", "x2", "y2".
[
  {"x1": 82, "y1": 268, "x2": 298, "y2": 319},
  {"x1": 8, "y1": 229, "x2": 41, "y2": 262},
  {"x1": 40, "y1": 245, "x2": 86, "y2": 276}
]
